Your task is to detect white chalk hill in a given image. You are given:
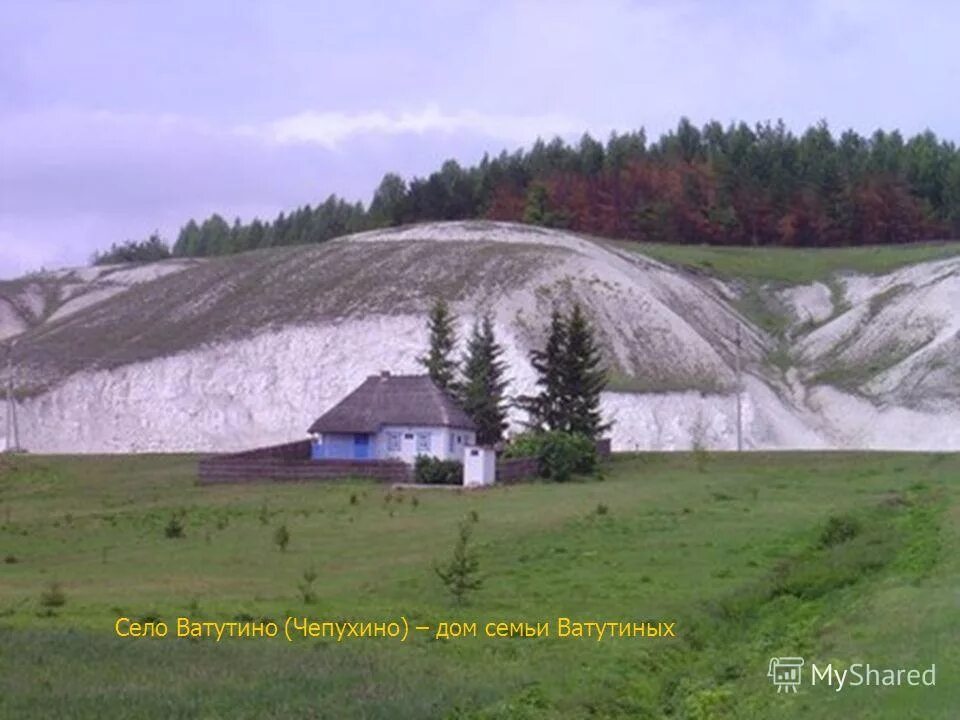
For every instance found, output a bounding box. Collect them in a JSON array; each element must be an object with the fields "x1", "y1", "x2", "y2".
[{"x1": 0, "y1": 221, "x2": 958, "y2": 452}]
